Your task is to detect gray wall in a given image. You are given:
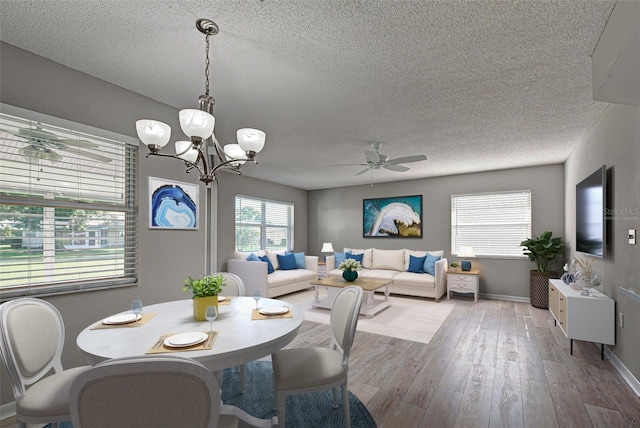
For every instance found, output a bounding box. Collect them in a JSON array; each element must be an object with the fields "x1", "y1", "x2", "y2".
[
  {"x1": 309, "y1": 164, "x2": 565, "y2": 299},
  {"x1": 565, "y1": 102, "x2": 640, "y2": 384}
]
